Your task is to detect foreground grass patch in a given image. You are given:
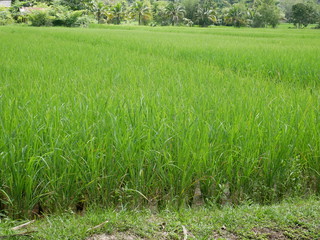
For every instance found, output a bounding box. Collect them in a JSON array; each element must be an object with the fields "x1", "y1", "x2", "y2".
[
  {"x1": 0, "y1": 198, "x2": 319, "y2": 239},
  {"x1": 0, "y1": 25, "x2": 320, "y2": 217}
]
